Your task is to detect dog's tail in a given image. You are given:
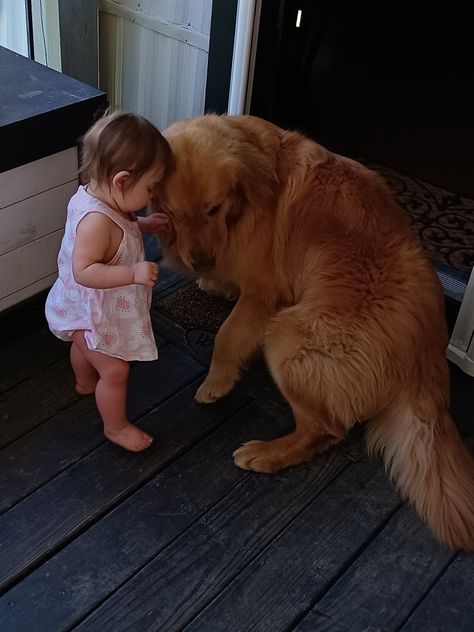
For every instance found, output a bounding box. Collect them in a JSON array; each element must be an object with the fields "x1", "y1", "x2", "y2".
[{"x1": 366, "y1": 401, "x2": 474, "y2": 550}]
